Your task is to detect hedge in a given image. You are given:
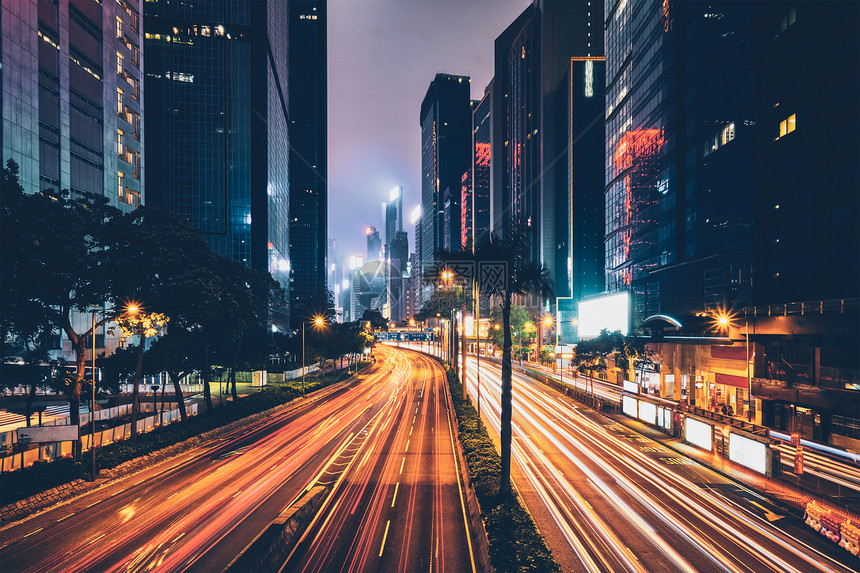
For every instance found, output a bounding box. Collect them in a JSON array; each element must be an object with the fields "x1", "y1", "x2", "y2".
[
  {"x1": 1, "y1": 365, "x2": 367, "y2": 506},
  {"x1": 442, "y1": 363, "x2": 560, "y2": 573}
]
